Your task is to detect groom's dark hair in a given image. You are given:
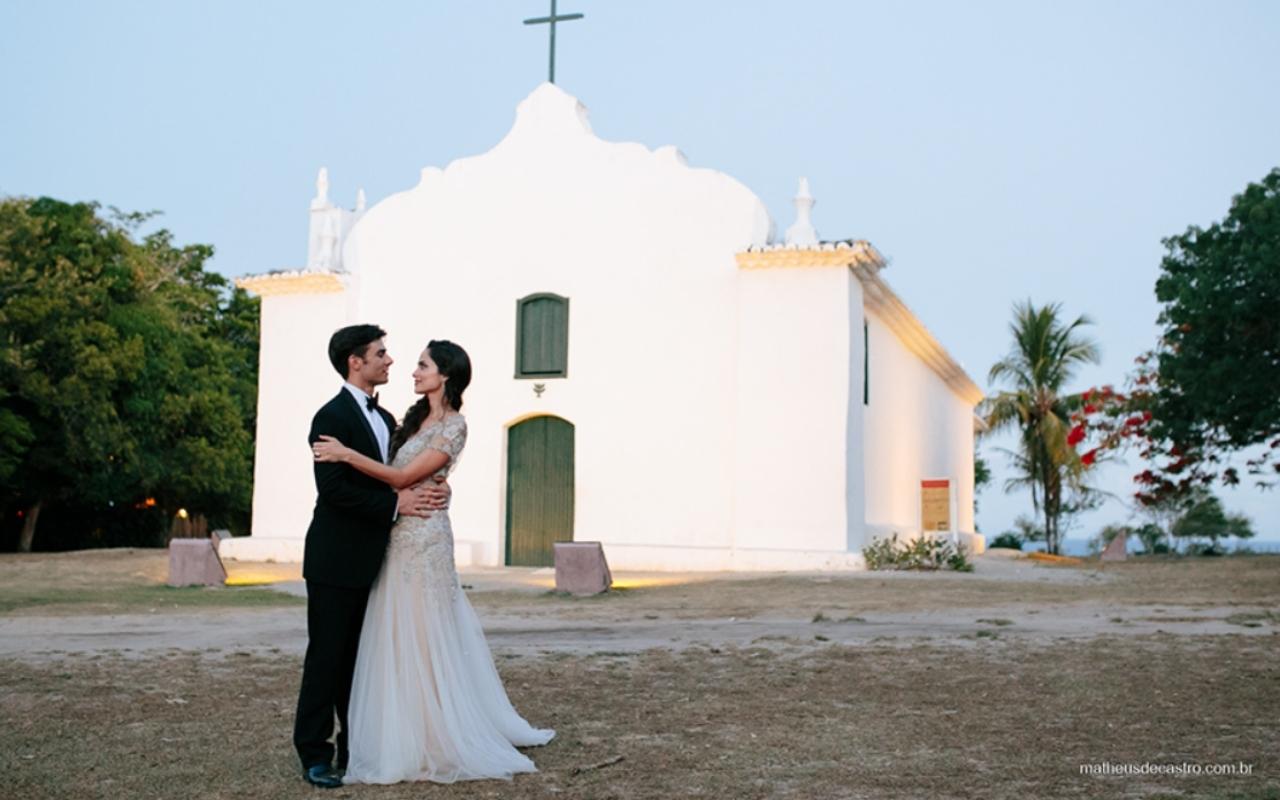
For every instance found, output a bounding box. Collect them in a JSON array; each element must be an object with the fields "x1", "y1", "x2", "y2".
[{"x1": 328, "y1": 324, "x2": 388, "y2": 379}]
